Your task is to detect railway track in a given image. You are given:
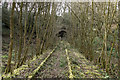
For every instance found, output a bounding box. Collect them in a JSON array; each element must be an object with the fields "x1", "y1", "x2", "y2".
[
  {"x1": 32, "y1": 42, "x2": 68, "y2": 78},
  {"x1": 28, "y1": 46, "x2": 58, "y2": 79},
  {"x1": 2, "y1": 41, "x2": 107, "y2": 79}
]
